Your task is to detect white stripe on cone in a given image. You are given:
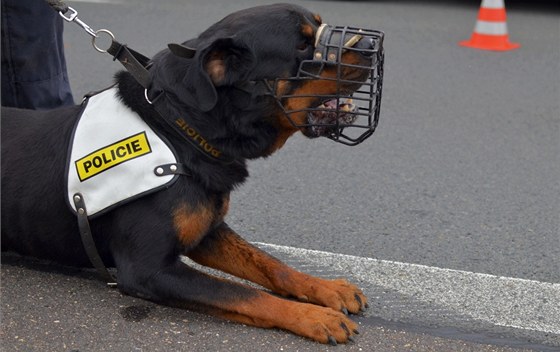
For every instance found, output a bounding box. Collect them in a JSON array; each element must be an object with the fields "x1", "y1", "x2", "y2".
[
  {"x1": 481, "y1": 0, "x2": 506, "y2": 9},
  {"x1": 474, "y1": 21, "x2": 509, "y2": 35}
]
